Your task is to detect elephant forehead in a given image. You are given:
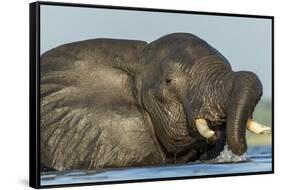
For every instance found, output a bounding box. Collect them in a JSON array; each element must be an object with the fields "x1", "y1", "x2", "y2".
[
  {"x1": 149, "y1": 35, "x2": 227, "y2": 68},
  {"x1": 159, "y1": 54, "x2": 230, "y2": 76}
]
